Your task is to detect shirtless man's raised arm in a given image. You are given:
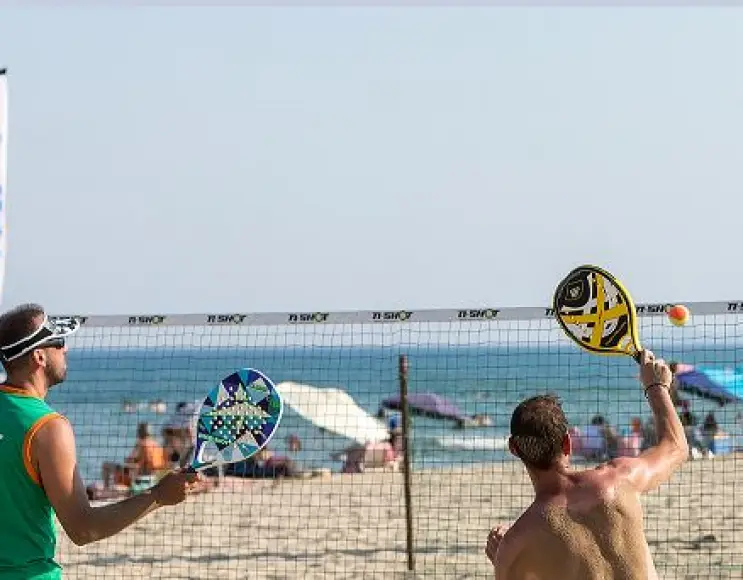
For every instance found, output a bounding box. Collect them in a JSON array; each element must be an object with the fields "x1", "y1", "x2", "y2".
[{"x1": 609, "y1": 349, "x2": 689, "y2": 492}]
